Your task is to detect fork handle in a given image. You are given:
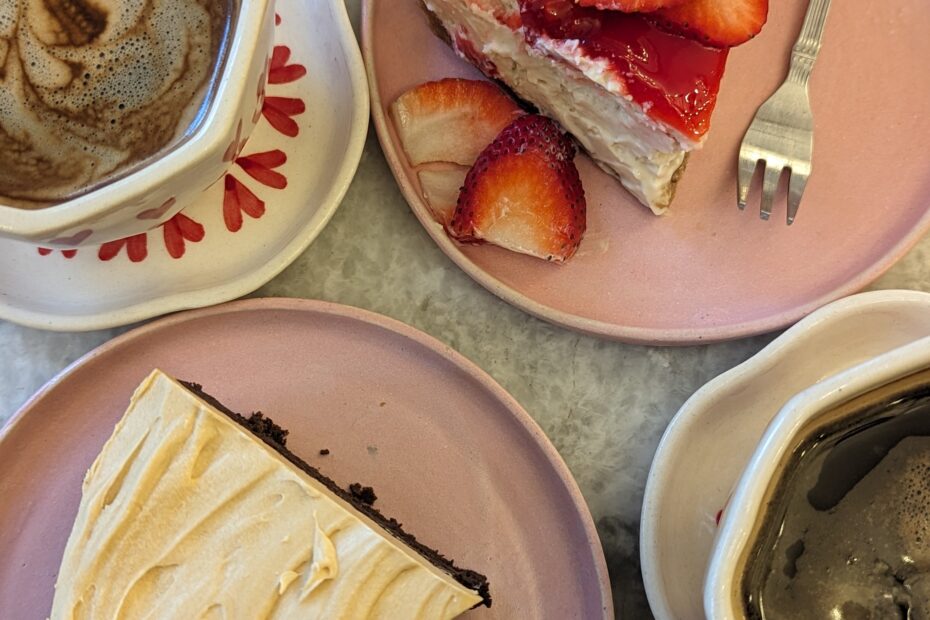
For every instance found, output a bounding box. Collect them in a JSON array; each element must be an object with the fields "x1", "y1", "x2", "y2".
[{"x1": 788, "y1": 0, "x2": 832, "y2": 86}]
